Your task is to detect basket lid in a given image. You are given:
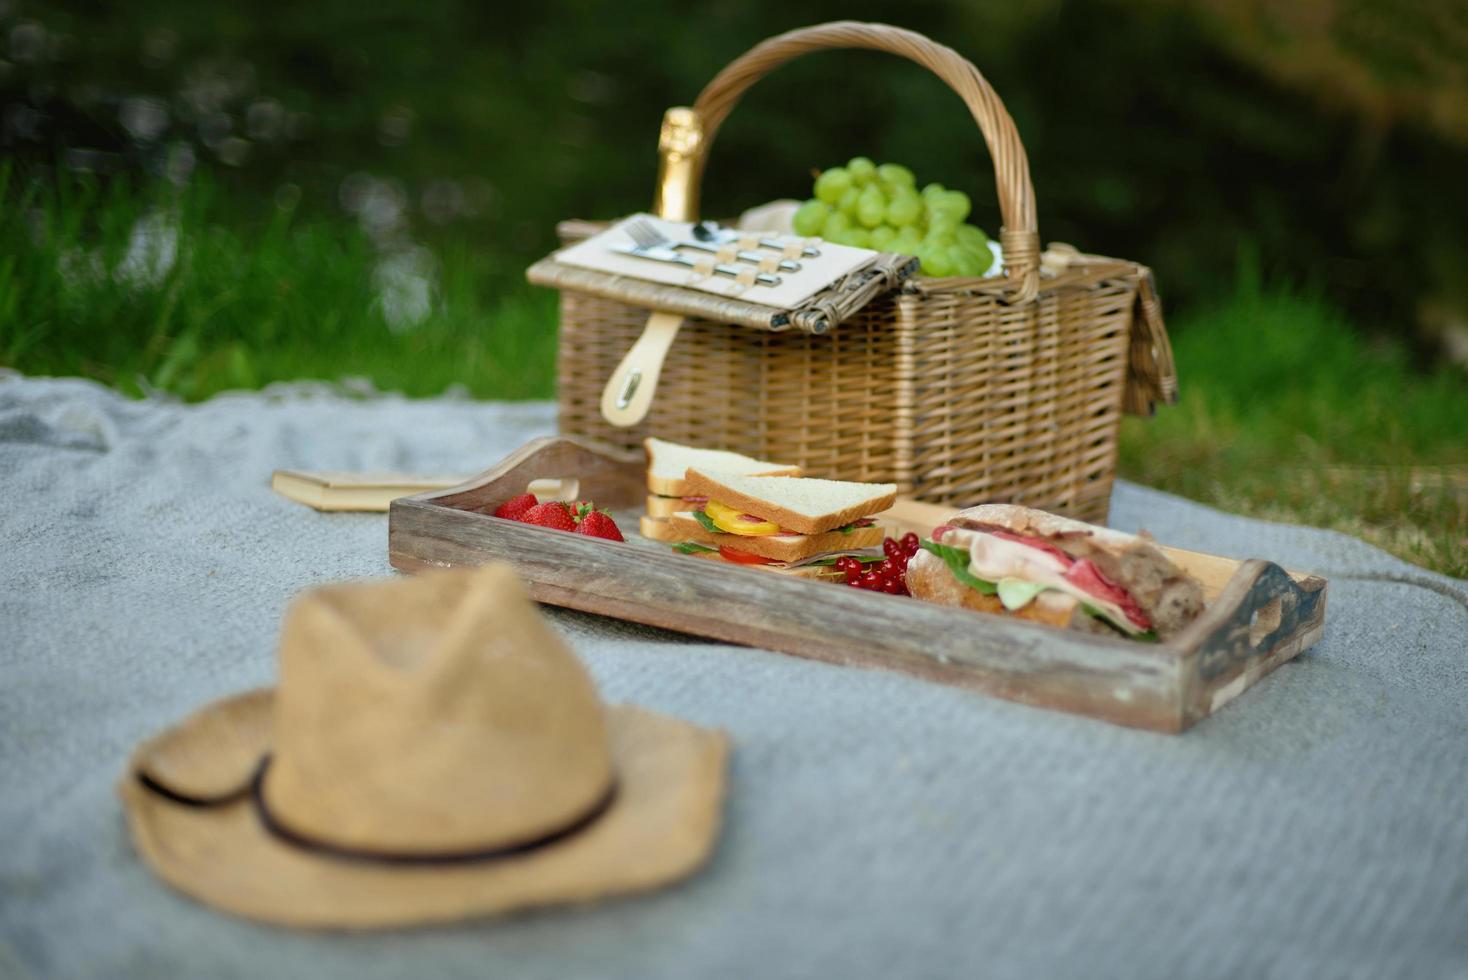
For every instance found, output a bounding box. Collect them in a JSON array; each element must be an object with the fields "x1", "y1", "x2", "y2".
[{"x1": 528, "y1": 217, "x2": 917, "y2": 335}]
